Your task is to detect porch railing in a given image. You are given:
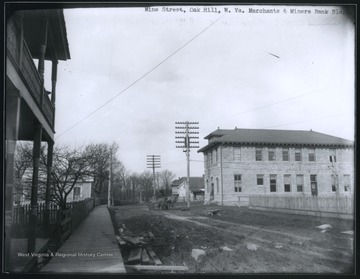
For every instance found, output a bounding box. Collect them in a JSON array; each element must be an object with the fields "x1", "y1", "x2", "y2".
[{"x1": 7, "y1": 18, "x2": 55, "y2": 128}]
